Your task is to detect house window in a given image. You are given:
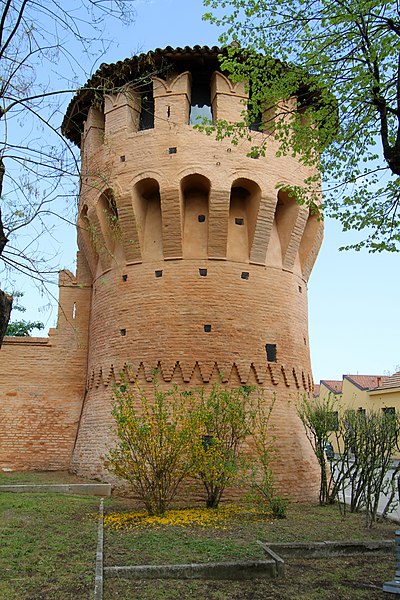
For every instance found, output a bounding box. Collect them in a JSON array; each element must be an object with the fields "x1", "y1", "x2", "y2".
[
  {"x1": 327, "y1": 411, "x2": 339, "y2": 431},
  {"x1": 383, "y1": 407, "x2": 396, "y2": 417}
]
